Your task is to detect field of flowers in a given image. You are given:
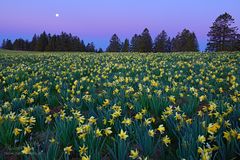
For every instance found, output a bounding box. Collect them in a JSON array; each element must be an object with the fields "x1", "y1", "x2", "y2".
[{"x1": 0, "y1": 51, "x2": 239, "y2": 160}]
